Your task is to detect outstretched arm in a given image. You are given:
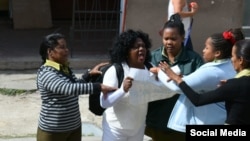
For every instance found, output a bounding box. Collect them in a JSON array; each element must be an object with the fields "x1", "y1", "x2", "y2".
[
  {"x1": 100, "y1": 66, "x2": 134, "y2": 108},
  {"x1": 161, "y1": 61, "x2": 236, "y2": 106}
]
